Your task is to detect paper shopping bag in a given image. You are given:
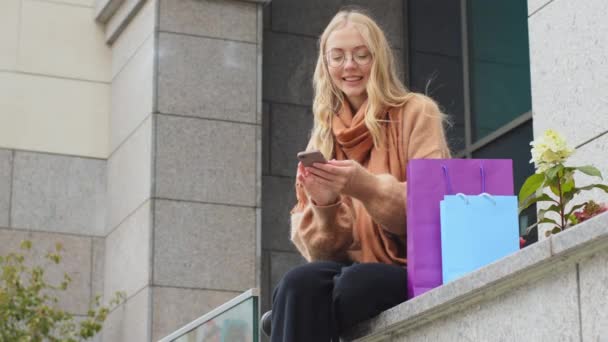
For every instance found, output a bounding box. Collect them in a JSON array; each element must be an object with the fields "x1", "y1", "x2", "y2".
[
  {"x1": 440, "y1": 193, "x2": 519, "y2": 283},
  {"x1": 406, "y1": 159, "x2": 514, "y2": 298}
]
